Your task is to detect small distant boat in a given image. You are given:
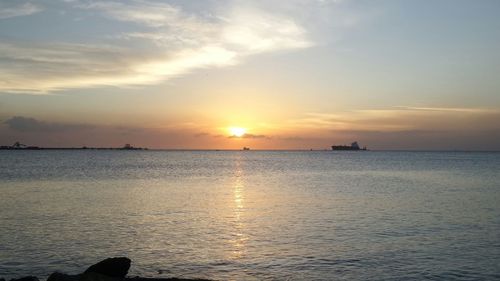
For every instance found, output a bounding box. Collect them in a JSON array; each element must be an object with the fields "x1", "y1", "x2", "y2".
[
  {"x1": 120, "y1": 144, "x2": 146, "y2": 150},
  {"x1": 331, "y1": 141, "x2": 367, "y2": 151},
  {"x1": 243, "y1": 147, "x2": 250, "y2": 151}
]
